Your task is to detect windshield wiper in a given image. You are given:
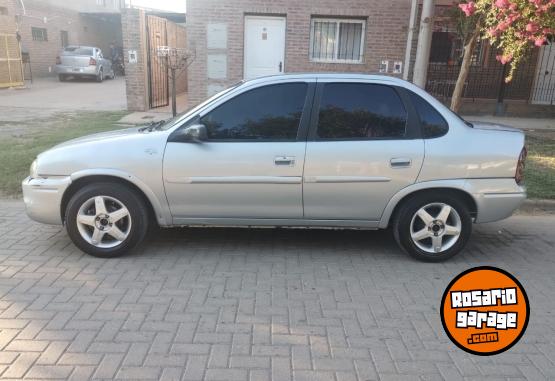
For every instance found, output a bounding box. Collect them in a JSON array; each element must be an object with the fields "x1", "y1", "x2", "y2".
[{"x1": 139, "y1": 119, "x2": 166, "y2": 132}]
